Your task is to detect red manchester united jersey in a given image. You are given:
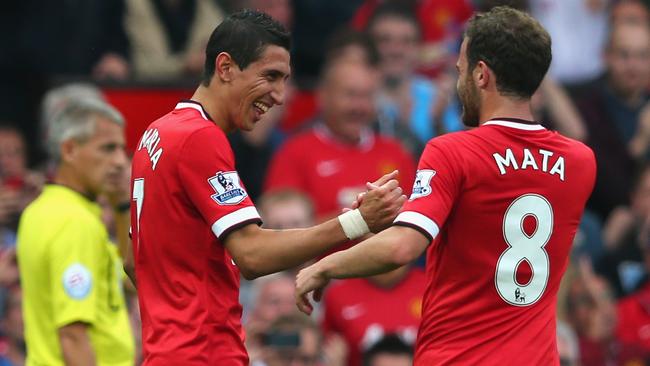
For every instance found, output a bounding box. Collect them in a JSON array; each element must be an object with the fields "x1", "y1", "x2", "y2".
[
  {"x1": 394, "y1": 119, "x2": 596, "y2": 365},
  {"x1": 265, "y1": 124, "x2": 416, "y2": 221},
  {"x1": 130, "y1": 101, "x2": 261, "y2": 365},
  {"x1": 322, "y1": 269, "x2": 426, "y2": 366}
]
